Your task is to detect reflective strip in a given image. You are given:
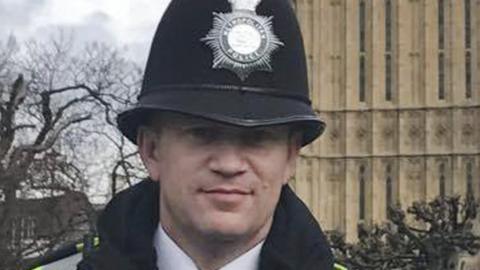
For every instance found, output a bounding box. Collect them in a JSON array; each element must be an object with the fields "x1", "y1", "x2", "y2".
[
  {"x1": 334, "y1": 263, "x2": 348, "y2": 270},
  {"x1": 34, "y1": 253, "x2": 82, "y2": 270},
  {"x1": 75, "y1": 236, "x2": 100, "y2": 252}
]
